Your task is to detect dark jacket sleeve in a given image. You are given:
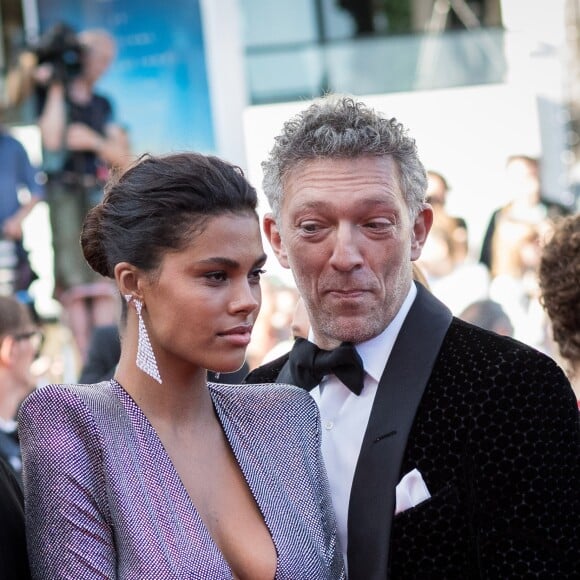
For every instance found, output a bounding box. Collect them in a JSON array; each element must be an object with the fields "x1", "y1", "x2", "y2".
[{"x1": 0, "y1": 456, "x2": 31, "y2": 579}]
